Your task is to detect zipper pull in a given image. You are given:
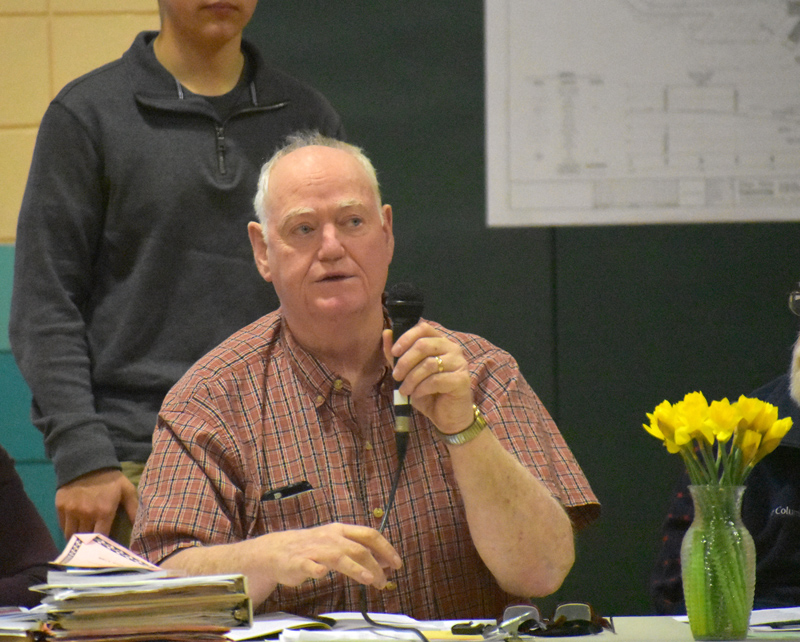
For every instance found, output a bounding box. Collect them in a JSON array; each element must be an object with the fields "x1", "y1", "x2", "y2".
[{"x1": 215, "y1": 124, "x2": 227, "y2": 175}]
